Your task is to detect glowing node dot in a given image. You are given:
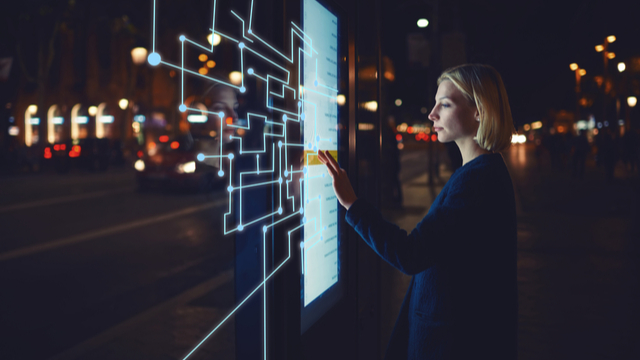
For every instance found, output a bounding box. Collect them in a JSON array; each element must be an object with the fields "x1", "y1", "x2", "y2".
[
  {"x1": 282, "y1": 114, "x2": 287, "y2": 121},
  {"x1": 316, "y1": 135, "x2": 320, "y2": 142},
  {"x1": 179, "y1": 104, "x2": 187, "y2": 112},
  {"x1": 299, "y1": 207, "x2": 304, "y2": 214},
  {"x1": 302, "y1": 217, "x2": 307, "y2": 223},
  {"x1": 227, "y1": 185, "x2": 234, "y2": 192},
  {"x1": 299, "y1": 178, "x2": 303, "y2": 182},
  {"x1": 322, "y1": 173, "x2": 325, "y2": 178},
  {"x1": 240, "y1": 86, "x2": 246, "y2": 93},
  {"x1": 329, "y1": 138, "x2": 332, "y2": 142},
  {"x1": 321, "y1": 236, "x2": 323, "y2": 241},
  {"x1": 197, "y1": 153, "x2": 205, "y2": 161},
  {"x1": 248, "y1": 68, "x2": 254, "y2": 75},
  {"x1": 303, "y1": 167, "x2": 307, "y2": 174},
  {"x1": 278, "y1": 140, "x2": 282, "y2": 148},
  {"x1": 179, "y1": 35, "x2": 186, "y2": 42},
  {"x1": 238, "y1": 224, "x2": 244, "y2": 231},
  {"x1": 256, "y1": 154, "x2": 260, "y2": 159},
  {"x1": 228, "y1": 153, "x2": 234, "y2": 159},
  {"x1": 313, "y1": 146, "x2": 318, "y2": 152},
  {"x1": 301, "y1": 114, "x2": 306, "y2": 120},
  {"x1": 148, "y1": 52, "x2": 161, "y2": 66},
  {"x1": 300, "y1": 241, "x2": 304, "y2": 249},
  {"x1": 323, "y1": 226, "x2": 327, "y2": 230},
  {"x1": 248, "y1": 29, "x2": 252, "y2": 34},
  {"x1": 284, "y1": 170, "x2": 289, "y2": 177},
  {"x1": 278, "y1": 177, "x2": 283, "y2": 184},
  {"x1": 314, "y1": 80, "x2": 318, "y2": 86},
  {"x1": 298, "y1": 101, "x2": 302, "y2": 107},
  {"x1": 278, "y1": 207, "x2": 283, "y2": 215},
  {"x1": 308, "y1": 143, "x2": 313, "y2": 149},
  {"x1": 306, "y1": 199, "x2": 310, "y2": 204},
  {"x1": 263, "y1": 225, "x2": 267, "y2": 233},
  {"x1": 239, "y1": 149, "x2": 242, "y2": 154},
  {"x1": 218, "y1": 111, "x2": 224, "y2": 119},
  {"x1": 318, "y1": 195, "x2": 321, "y2": 200},
  {"x1": 239, "y1": 42, "x2": 245, "y2": 49},
  {"x1": 218, "y1": 170, "x2": 224, "y2": 177}
]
